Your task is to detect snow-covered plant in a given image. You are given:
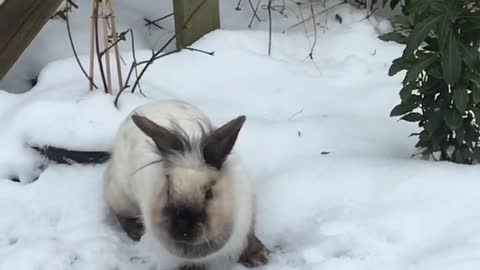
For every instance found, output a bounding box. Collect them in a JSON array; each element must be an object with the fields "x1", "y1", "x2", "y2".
[{"x1": 379, "y1": 0, "x2": 480, "y2": 164}]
